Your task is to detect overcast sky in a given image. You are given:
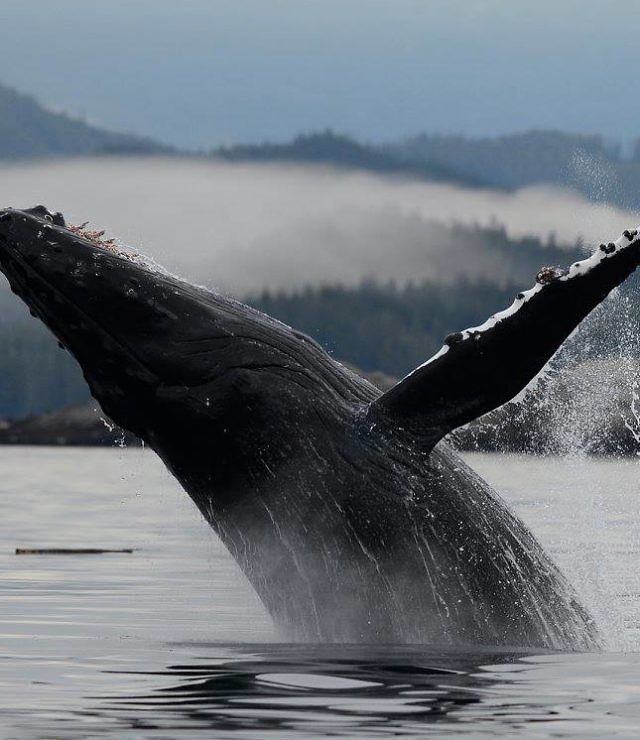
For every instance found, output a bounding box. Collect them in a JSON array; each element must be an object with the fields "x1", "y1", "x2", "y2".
[{"x1": 2, "y1": 1, "x2": 640, "y2": 149}]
